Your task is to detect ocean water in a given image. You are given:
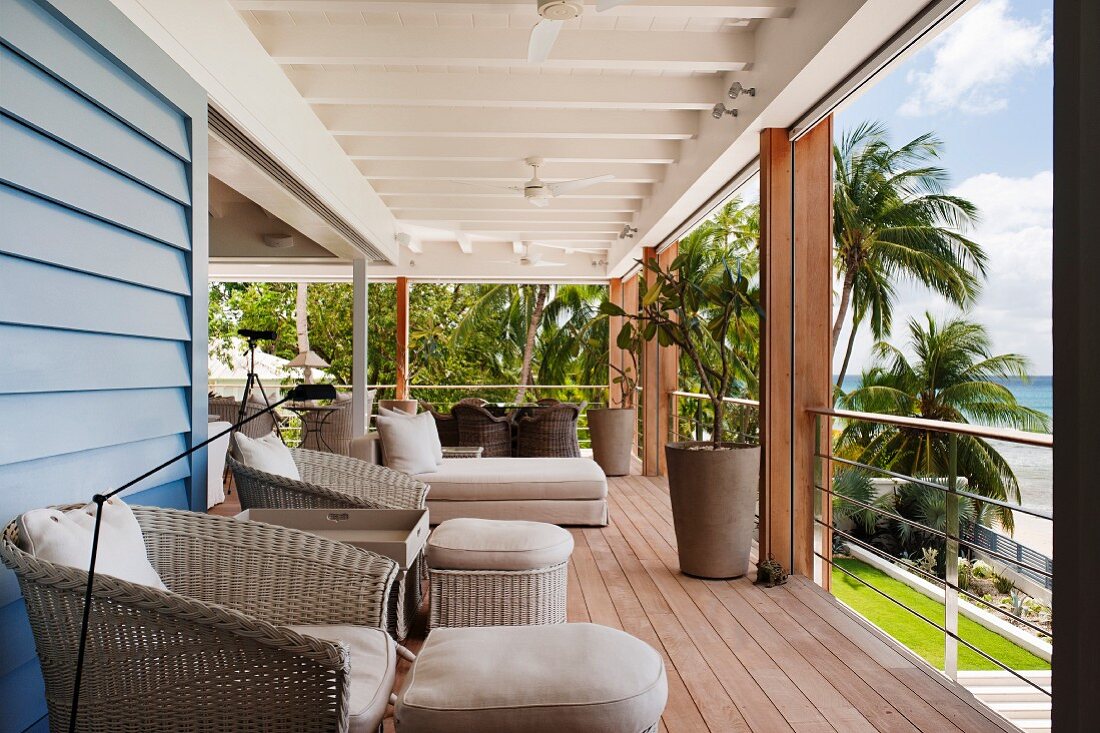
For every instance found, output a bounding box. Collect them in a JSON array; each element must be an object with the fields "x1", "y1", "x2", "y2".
[{"x1": 838, "y1": 375, "x2": 1054, "y2": 553}]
